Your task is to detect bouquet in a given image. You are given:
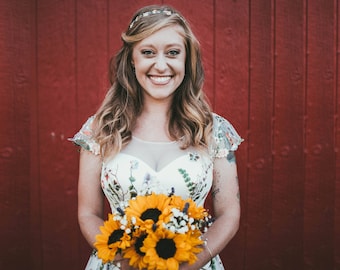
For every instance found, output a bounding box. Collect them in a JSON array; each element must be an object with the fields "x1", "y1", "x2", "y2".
[{"x1": 94, "y1": 192, "x2": 213, "y2": 270}]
